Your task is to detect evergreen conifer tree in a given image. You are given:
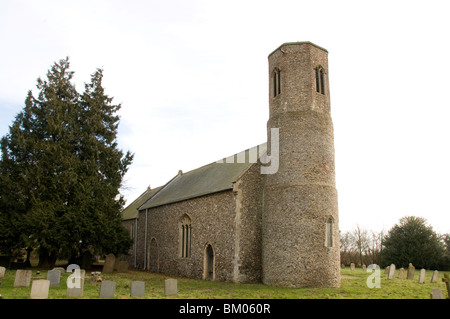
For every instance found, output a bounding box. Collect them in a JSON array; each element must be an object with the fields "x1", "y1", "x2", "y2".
[
  {"x1": 381, "y1": 216, "x2": 446, "y2": 269},
  {"x1": 0, "y1": 58, "x2": 133, "y2": 268}
]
